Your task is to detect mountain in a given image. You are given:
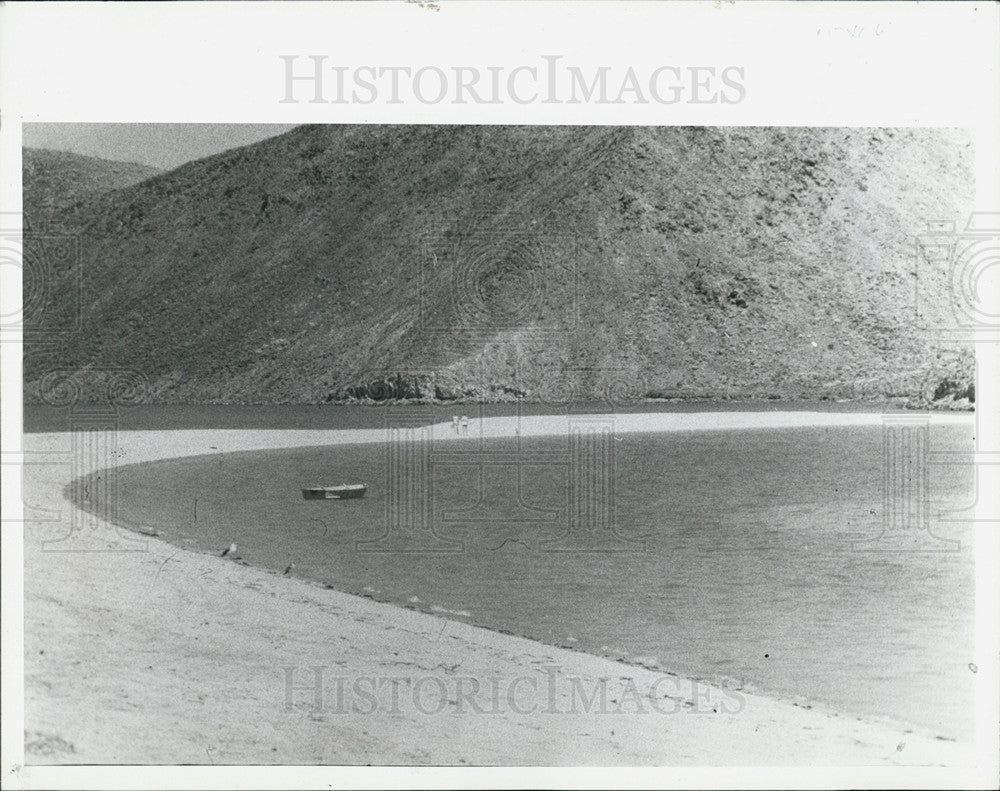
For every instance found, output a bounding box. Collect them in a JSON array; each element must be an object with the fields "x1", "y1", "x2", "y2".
[
  {"x1": 22, "y1": 148, "x2": 162, "y2": 230},
  {"x1": 23, "y1": 125, "x2": 975, "y2": 405}
]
